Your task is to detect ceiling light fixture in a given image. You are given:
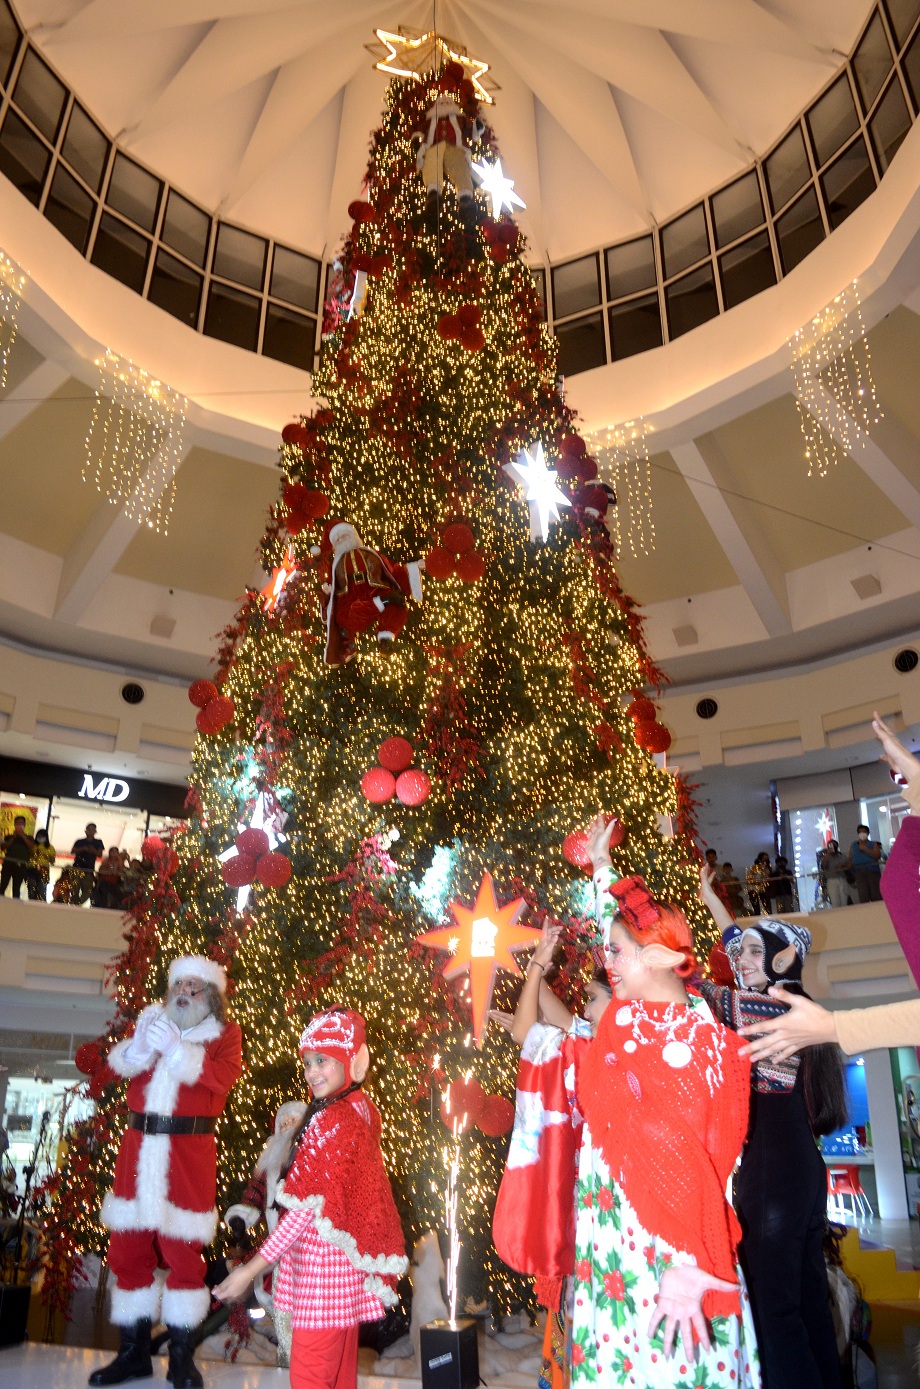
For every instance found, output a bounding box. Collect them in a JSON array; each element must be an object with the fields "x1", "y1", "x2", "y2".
[
  {"x1": 83, "y1": 349, "x2": 188, "y2": 535},
  {"x1": 789, "y1": 279, "x2": 881, "y2": 478}
]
